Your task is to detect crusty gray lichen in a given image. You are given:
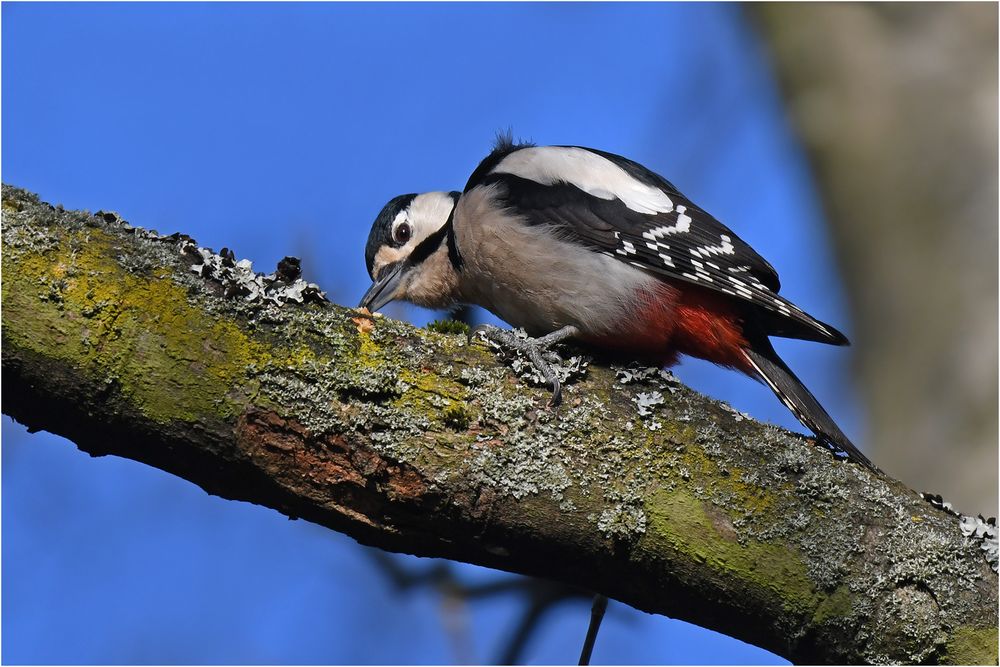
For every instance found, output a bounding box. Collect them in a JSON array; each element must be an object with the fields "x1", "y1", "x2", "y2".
[
  {"x1": 89, "y1": 209, "x2": 329, "y2": 307},
  {"x1": 959, "y1": 515, "x2": 998, "y2": 571},
  {"x1": 923, "y1": 493, "x2": 998, "y2": 574},
  {"x1": 595, "y1": 490, "x2": 648, "y2": 538}
]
